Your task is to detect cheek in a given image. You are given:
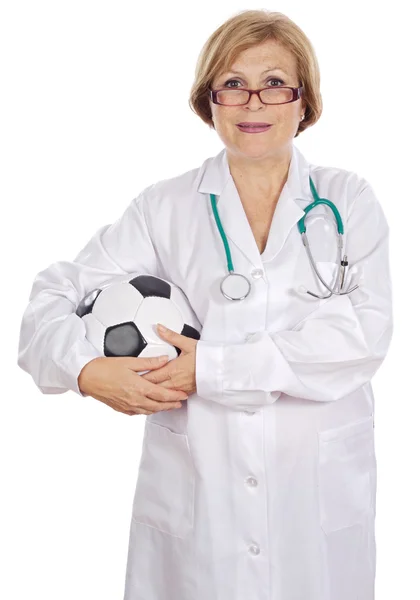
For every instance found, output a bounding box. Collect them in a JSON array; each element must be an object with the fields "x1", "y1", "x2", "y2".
[
  {"x1": 273, "y1": 112, "x2": 300, "y2": 134},
  {"x1": 213, "y1": 107, "x2": 234, "y2": 125},
  {"x1": 275, "y1": 106, "x2": 298, "y2": 123},
  {"x1": 213, "y1": 113, "x2": 239, "y2": 139}
]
